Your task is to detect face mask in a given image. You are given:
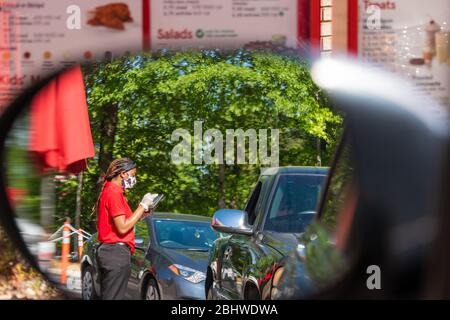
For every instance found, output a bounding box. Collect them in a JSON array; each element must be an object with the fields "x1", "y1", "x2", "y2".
[{"x1": 122, "y1": 173, "x2": 137, "y2": 189}]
